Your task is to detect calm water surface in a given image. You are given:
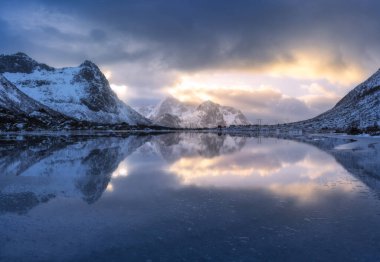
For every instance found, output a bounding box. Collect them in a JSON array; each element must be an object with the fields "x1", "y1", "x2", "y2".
[{"x1": 0, "y1": 133, "x2": 380, "y2": 261}]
